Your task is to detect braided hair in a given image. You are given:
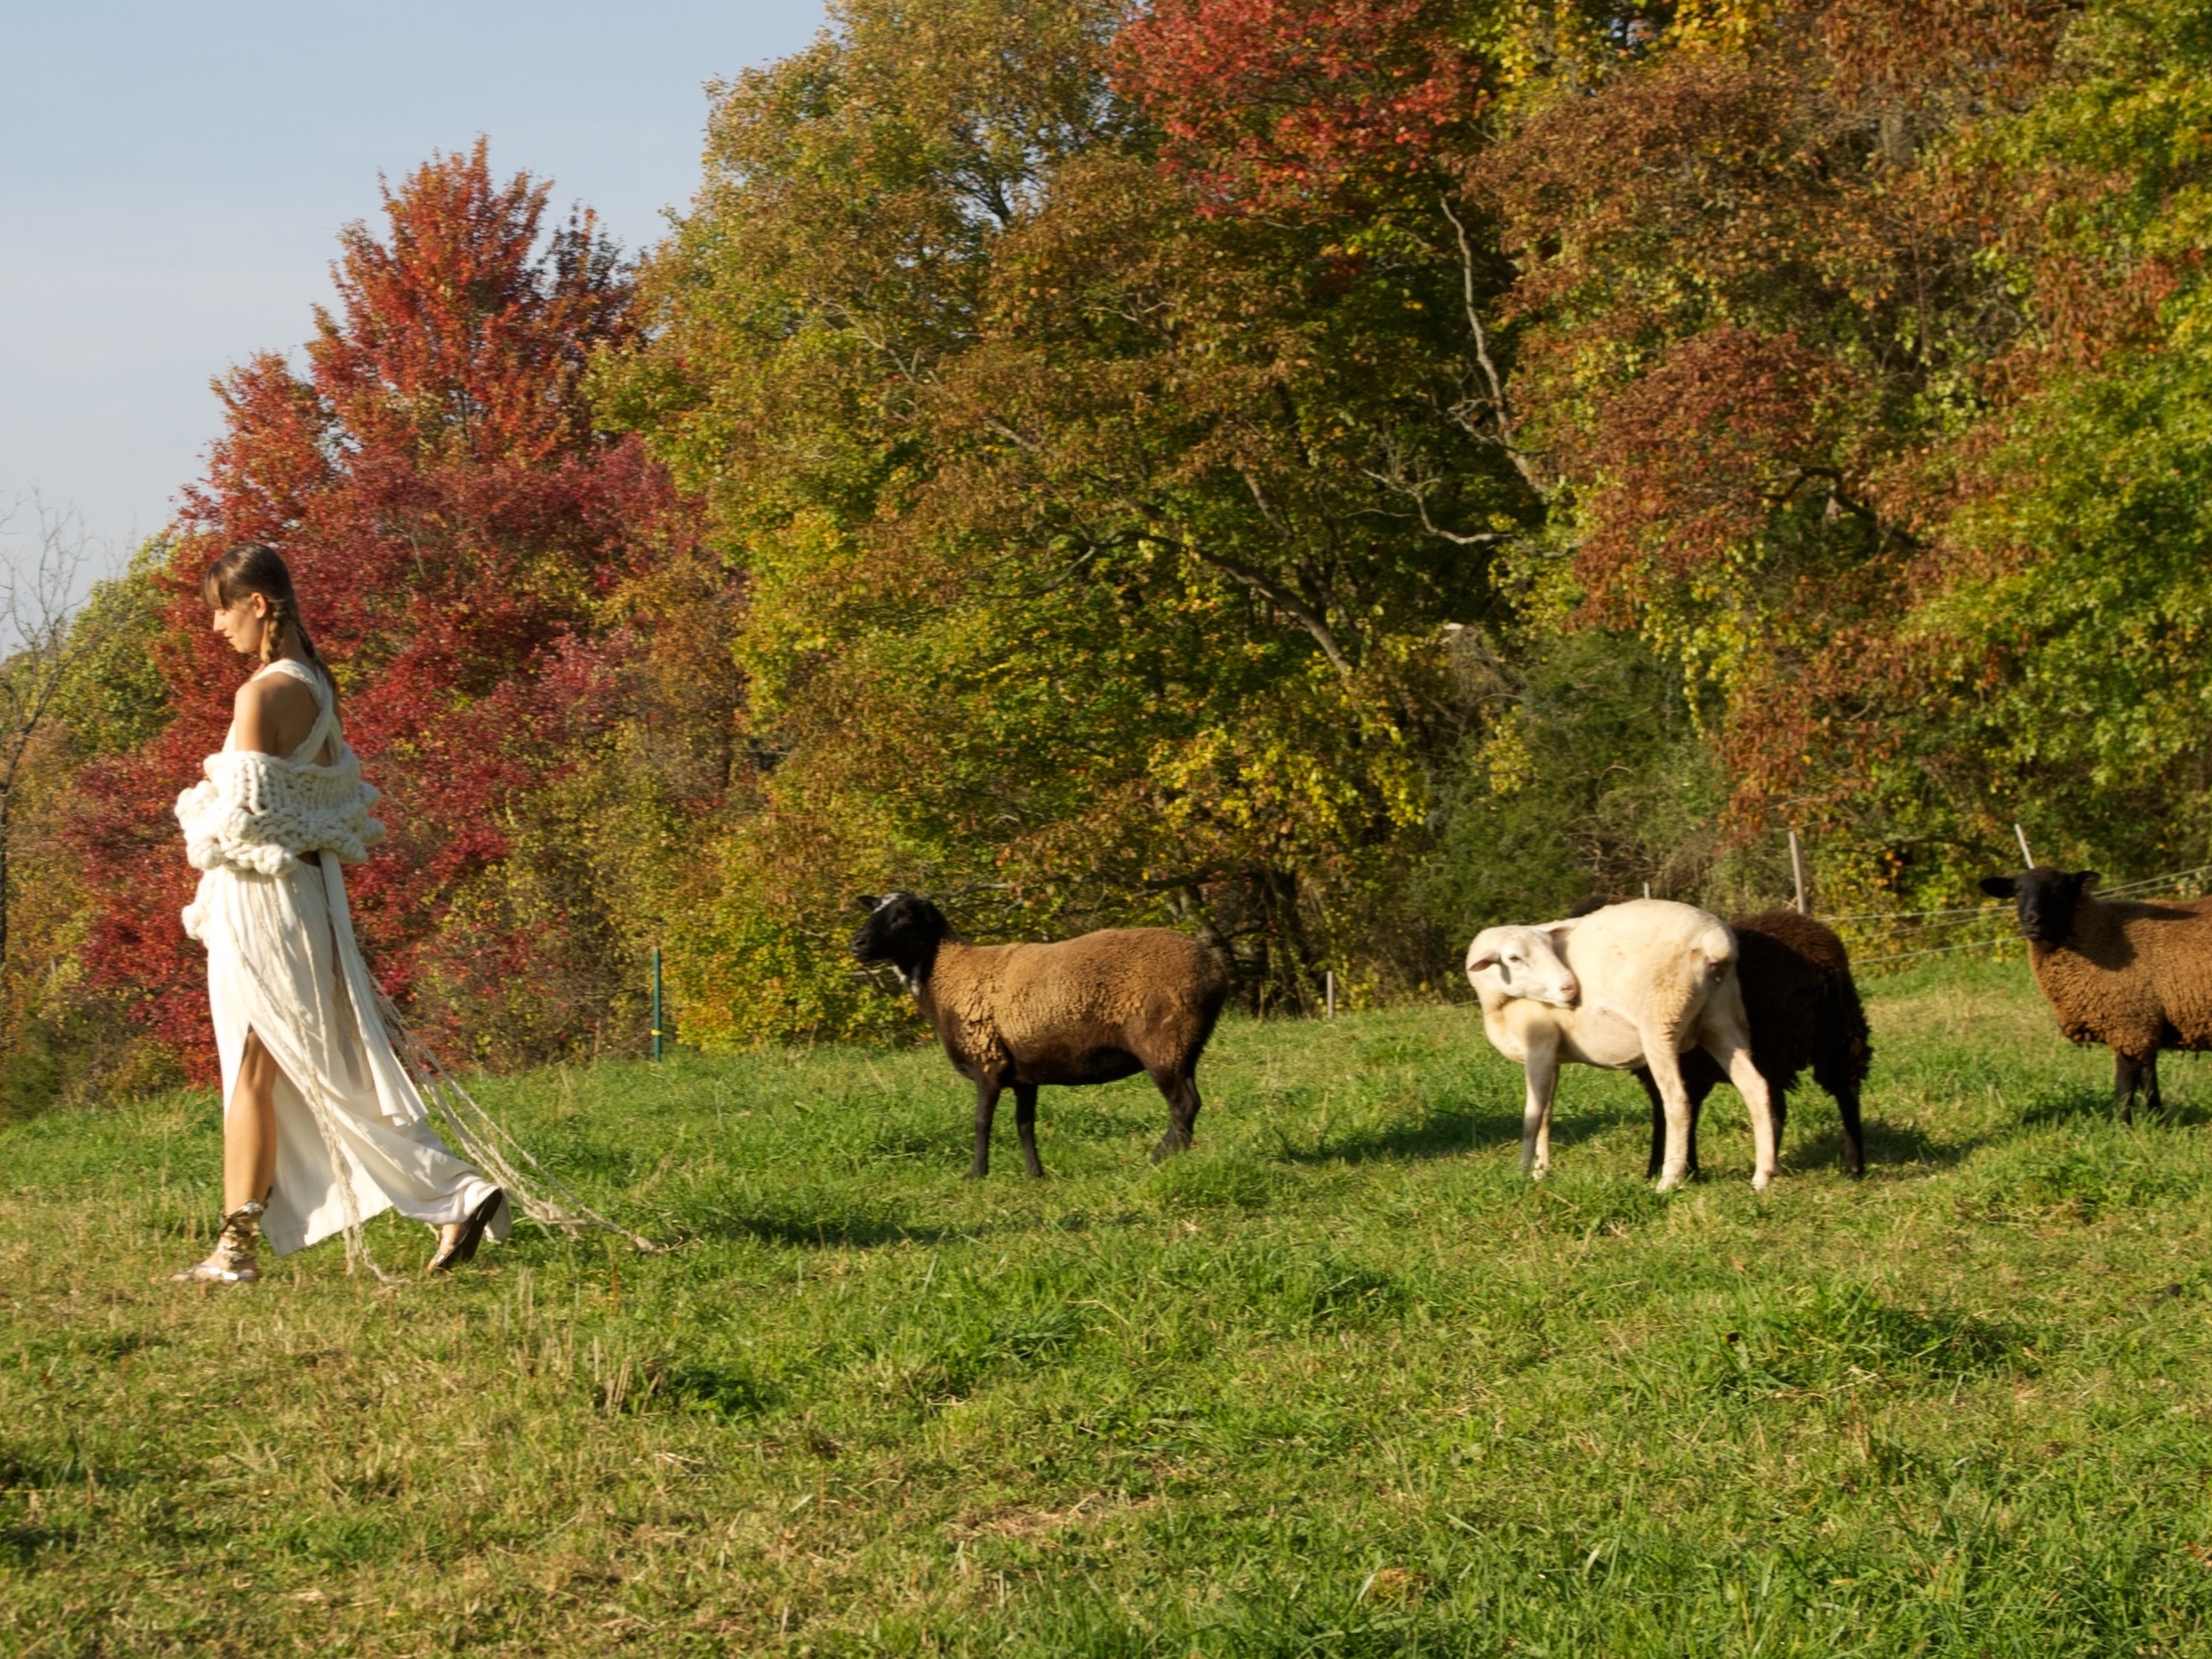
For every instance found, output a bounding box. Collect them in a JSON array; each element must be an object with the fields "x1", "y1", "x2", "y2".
[{"x1": 201, "y1": 544, "x2": 336, "y2": 705}]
